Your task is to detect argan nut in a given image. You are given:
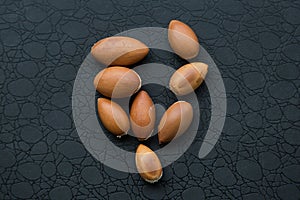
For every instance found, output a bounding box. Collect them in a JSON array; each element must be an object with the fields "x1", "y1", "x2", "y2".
[
  {"x1": 135, "y1": 144, "x2": 163, "y2": 183},
  {"x1": 130, "y1": 91, "x2": 155, "y2": 141},
  {"x1": 169, "y1": 62, "x2": 208, "y2": 96},
  {"x1": 97, "y1": 98, "x2": 130, "y2": 137},
  {"x1": 158, "y1": 101, "x2": 193, "y2": 144},
  {"x1": 94, "y1": 66, "x2": 141, "y2": 98},
  {"x1": 91, "y1": 36, "x2": 149, "y2": 66},
  {"x1": 168, "y1": 20, "x2": 199, "y2": 59}
]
